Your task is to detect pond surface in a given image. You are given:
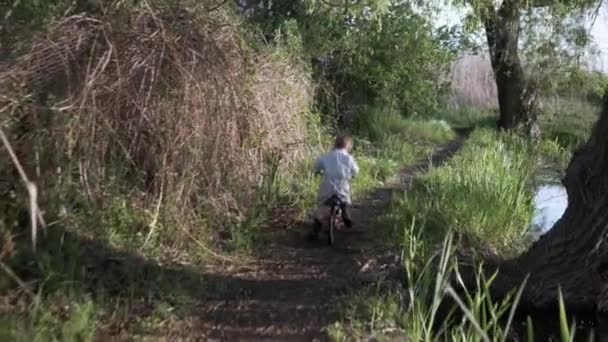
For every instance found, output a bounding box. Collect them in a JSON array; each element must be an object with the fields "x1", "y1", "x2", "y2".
[{"x1": 531, "y1": 184, "x2": 568, "y2": 238}]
